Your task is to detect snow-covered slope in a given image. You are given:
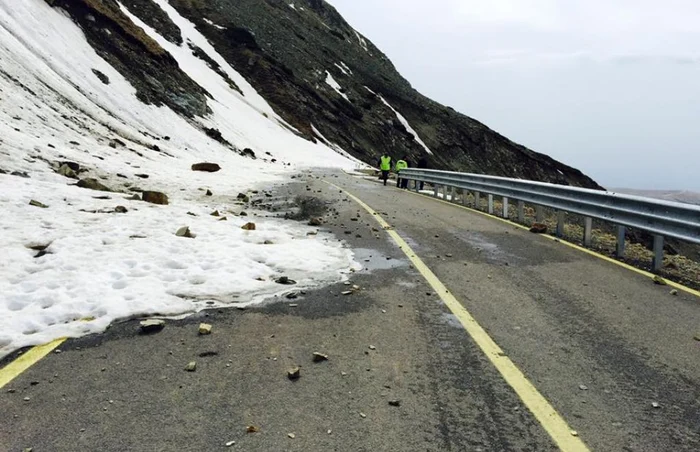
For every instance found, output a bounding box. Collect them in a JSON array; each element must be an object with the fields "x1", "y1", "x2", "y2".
[{"x1": 0, "y1": 0, "x2": 364, "y2": 358}]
